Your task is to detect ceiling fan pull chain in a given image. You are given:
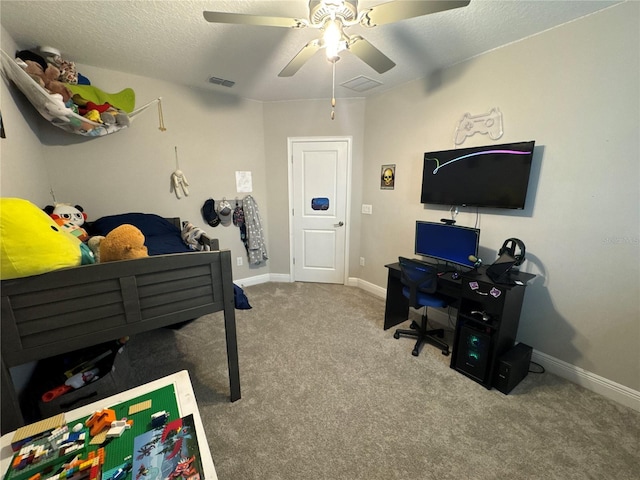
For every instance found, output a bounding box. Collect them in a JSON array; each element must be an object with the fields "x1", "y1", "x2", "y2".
[
  {"x1": 331, "y1": 59, "x2": 336, "y2": 120},
  {"x1": 157, "y1": 97, "x2": 167, "y2": 132}
]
